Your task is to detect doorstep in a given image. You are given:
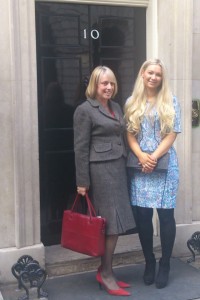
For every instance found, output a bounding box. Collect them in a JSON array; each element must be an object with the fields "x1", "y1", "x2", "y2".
[{"x1": 45, "y1": 233, "x2": 161, "y2": 278}]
